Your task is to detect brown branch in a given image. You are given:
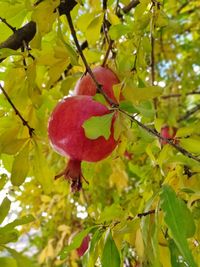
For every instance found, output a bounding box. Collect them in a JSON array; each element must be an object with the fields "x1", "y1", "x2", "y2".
[
  {"x1": 0, "y1": 21, "x2": 36, "y2": 63},
  {"x1": 137, "y1": 209, "x2": 156, "y2": 218},
  {"x1": 161, "y1": 91, "x2": 200, "y2": 99},
  {"x1": 66, "y1": 12, "x2": 117, "y2": 106},
  {"x1": 0, "y1": 84, "x2": 34, "y2": 137},
  {"x1": 178, "y1": 104, "x2": 200, "y2": 122},
  {"x1": 119, "y1": 109, "x2": 200, "y2": 163},
  {"x1": 122, "y1": 0, "x2": 140, "y2": 13},
  {"x1": 0, "y1": 17, "x2": 16, "y2": 32}
]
